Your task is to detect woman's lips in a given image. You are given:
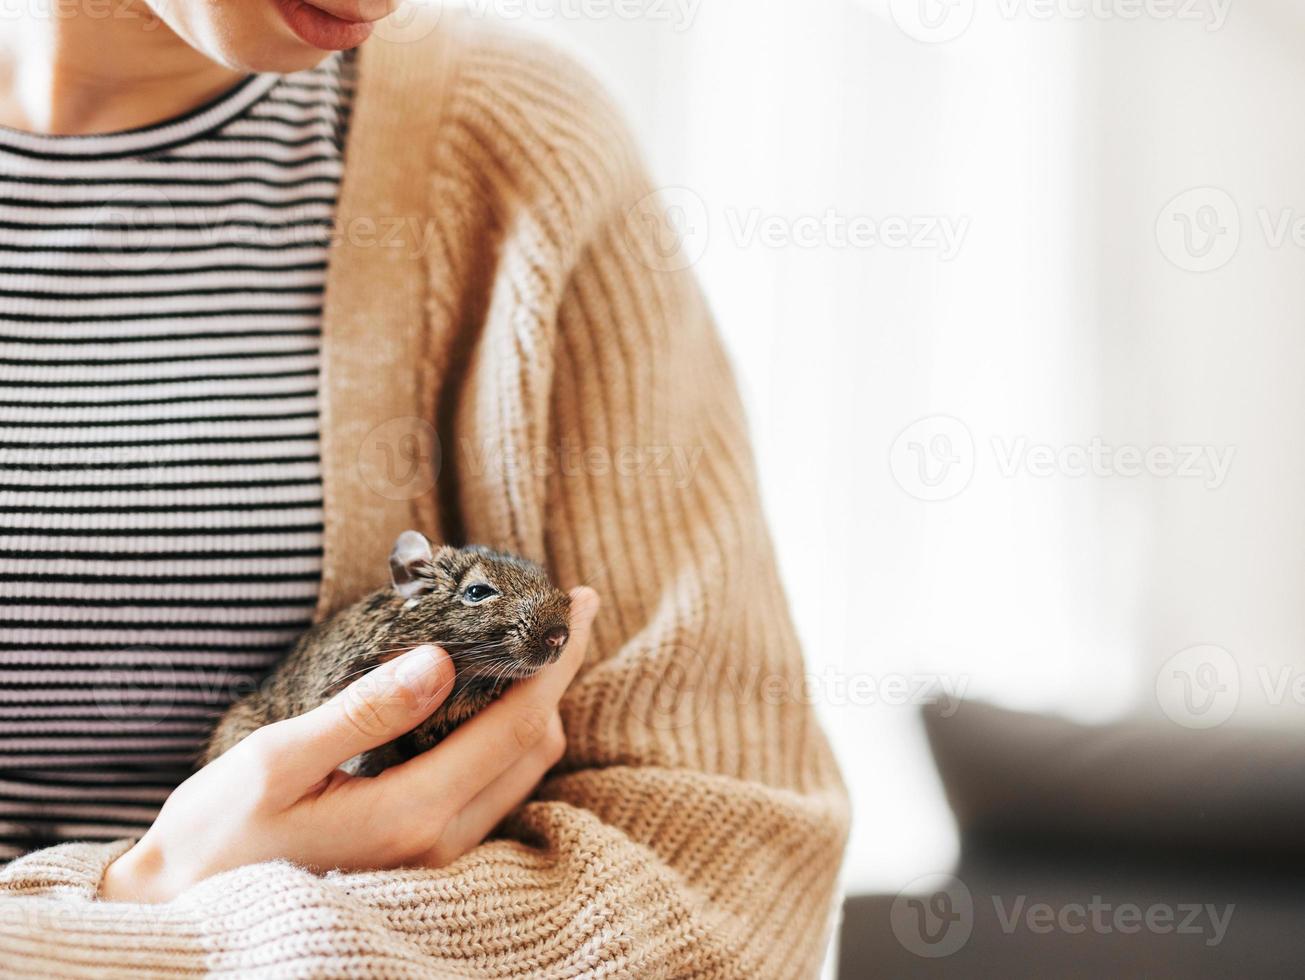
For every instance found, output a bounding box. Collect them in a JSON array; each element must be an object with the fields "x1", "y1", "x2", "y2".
[{"x1": 272, "y1": 0, "x2": 378, "y2": 51}]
